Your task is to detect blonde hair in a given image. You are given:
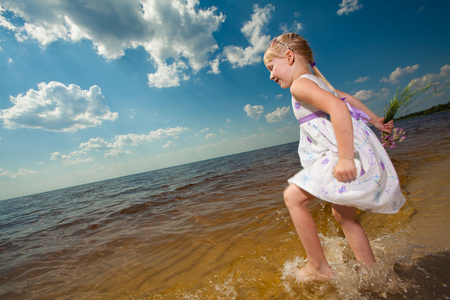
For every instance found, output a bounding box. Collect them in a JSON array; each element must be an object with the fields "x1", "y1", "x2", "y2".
[{"x1": 264, "y1": 33, "x2": 336, "y2": 94}]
